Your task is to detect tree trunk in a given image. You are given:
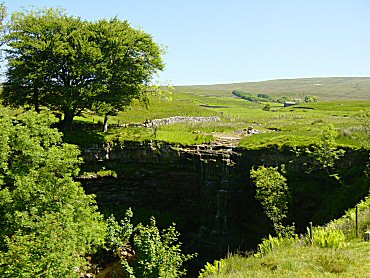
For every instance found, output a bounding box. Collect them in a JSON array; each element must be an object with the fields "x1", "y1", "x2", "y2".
[
  {"x1": 103, "y1": 114, "x2": 109, "y2": 132},
  {"x1": 62, "y1": 111, "x2": 75, "y2": 130},
  {"x1": 34, "y1": 90, "x2": 40, "y2": 113},
  {"x1": 34, "y1": 104, "x2": 40, "y2": 113}
]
